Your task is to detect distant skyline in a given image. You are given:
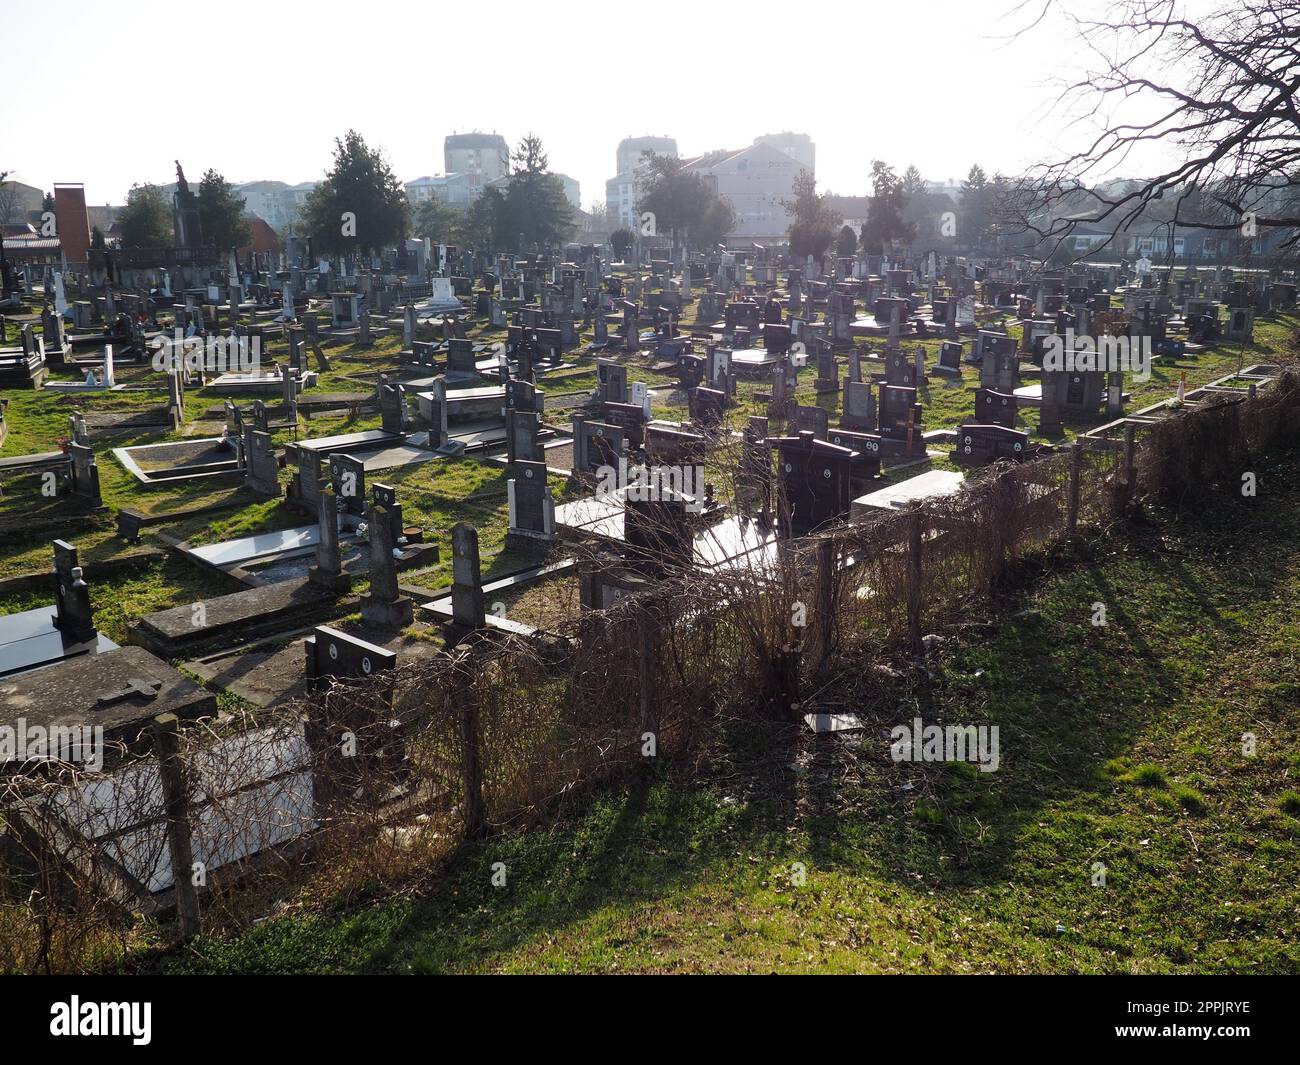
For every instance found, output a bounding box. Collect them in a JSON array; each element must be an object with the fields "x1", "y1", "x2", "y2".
[{"x1": 3, "y1": 0, "x2": 1185, "y2": 213}]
